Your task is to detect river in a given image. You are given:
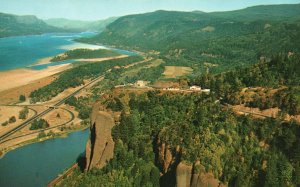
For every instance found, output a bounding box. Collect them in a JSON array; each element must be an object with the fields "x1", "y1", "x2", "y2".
[
  {"x1": 0, "y1": 129, "x2": 89, "y2": 187},
  {"x1": 0, "y1": 32, "x2": 137, "y2": 71}
]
